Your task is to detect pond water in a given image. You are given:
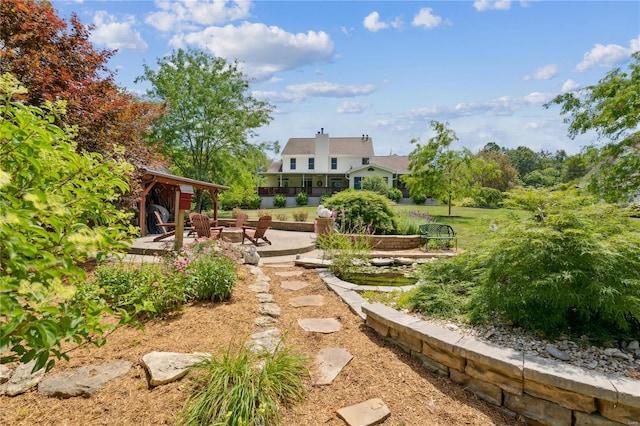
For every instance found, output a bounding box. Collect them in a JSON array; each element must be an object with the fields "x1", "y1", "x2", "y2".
[{"x1": 343, "y1": 269, "x2": 419, "y2": 287}]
